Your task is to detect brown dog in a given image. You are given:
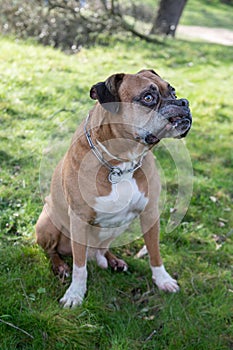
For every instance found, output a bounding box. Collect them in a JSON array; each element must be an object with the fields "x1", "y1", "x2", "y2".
[{"x1": 36, "y1": 69, "x2": 192, "y2": 308}]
